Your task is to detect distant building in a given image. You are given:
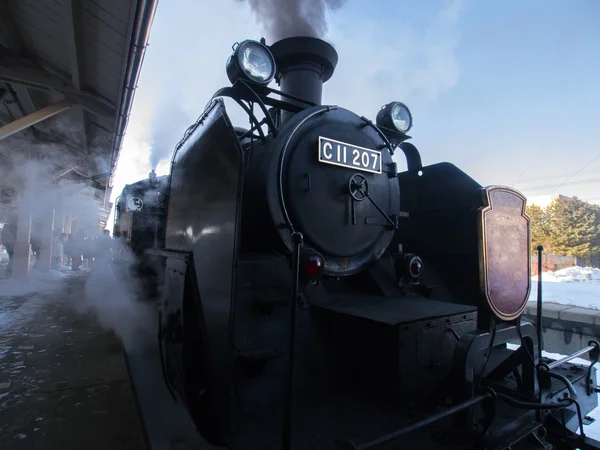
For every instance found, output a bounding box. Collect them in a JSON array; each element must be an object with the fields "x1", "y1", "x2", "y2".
[{"x1": 528, "y1": 194, "x2": 571, "y2": 209}]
